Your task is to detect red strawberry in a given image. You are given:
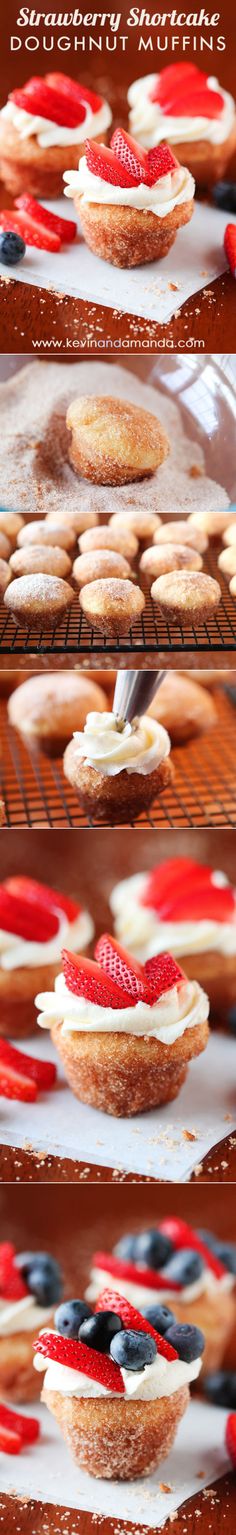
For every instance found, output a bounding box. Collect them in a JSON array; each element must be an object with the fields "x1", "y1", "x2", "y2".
[
  {"x1": 0, "y1": 1422, "x2": 22, "y2": 1454},
  {"x1": 140, "y1": 859, "x2": 200, "y2": 913},
  {"x1": 144, "y1": 953, "x2": 185, "y2": 1003},
  {"x1": 175, "y1": 85, "x2": 223, "y2": 117},
  {"x1": 95, "y1": 1289, "x2": 178, "y2": 1361},
  {"x1": 0, "y1": 1243, "x2": 28, "y2": 1301},
  {"x1": 5, "y1": 876, "x2": 80, "y2": 927},
  {"x1": 111, "y1": 129, "x2": 148, "y2": 185},
  {"x1": 0, "y1": 1047, "x2": 37, "y2": 1103},
  {"x1": 11, "y1": 79, "x2": 86, "y2": 129},
  {"x1": 140, "y1": 860, "x2": 235, "y2": 923},
  {"x1": 159, "y1": 1219, "x2": 226, "y2": 1281},
  {"x1": 93, "y1": 1251, "x2": 182, "y2": 1294},
  {"x1": 95, "y1": 934, "x2": 146, "y2": 1002},
  {"x1": 62, "y1": 949, "x2": 131, "y2": 1009},
  {"x1": 150, "y1": 66, "x2": 223, "y2": 117},
  {"x1": 147, "y1": 144, "x2": 178, "y2": 186},
  {"x1": 150, "y1": 63, "x2": 200, "y2": 102},
  {"x1": 46, "y1": 72, "x2": 103, "y2": 114},
  {"x1": 0, "y1": 1042, "x2": 56, "y2": 1094},
  {"x1": 226, "y1": 1412, "x2": 236, "y2": 1468},
  {"x1": 16, "y1": 197, "x2": 77, "y2": 244},
  {"x1": 85, "y1": 140, "x2": 137, "y2": 188},
  {"x1": 0, "y1": 1403, "x2": 39, "y2": 1445},
  {"x1": 34, "y1": 1329, "x2": 124, "y2": 1393},
  {"x1": 0, "y1": 210, "x2": 60, "y2": 253},
  {"x1": 0, "y1": 885, "x2": 59, "y2": 943},
  {"x1": 224, "y1": 224, "x2": 236, "y2": 279}
]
